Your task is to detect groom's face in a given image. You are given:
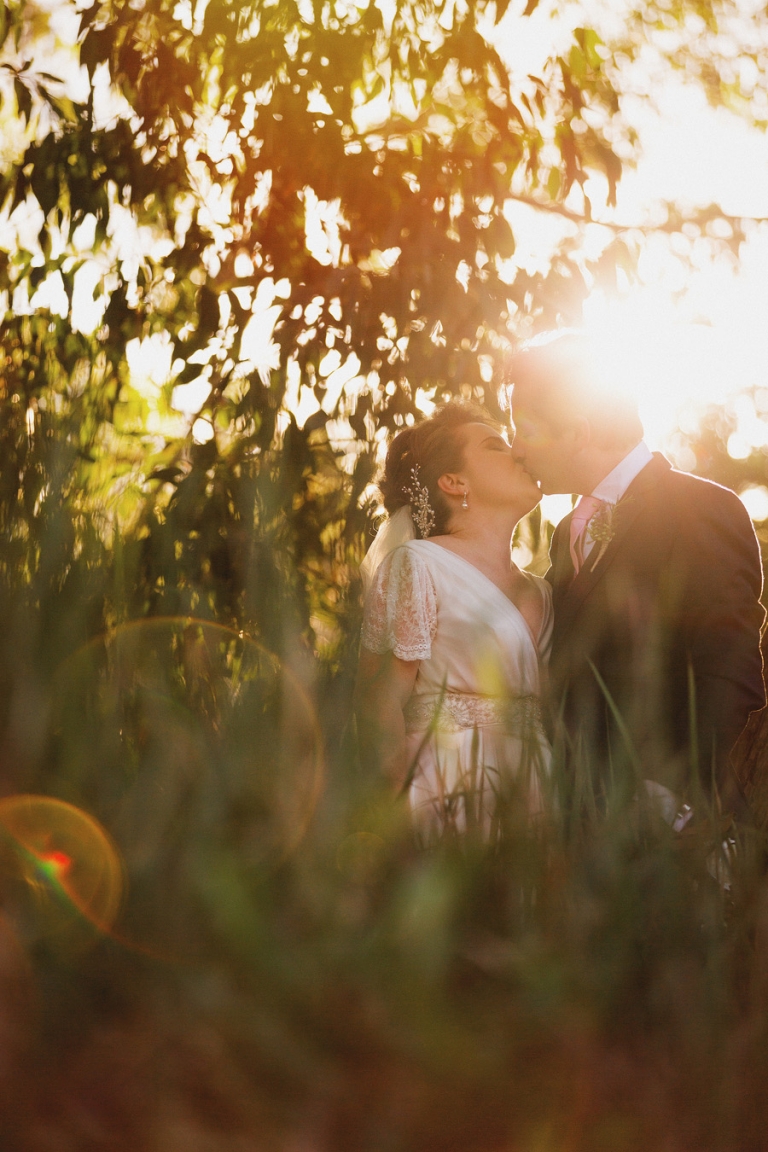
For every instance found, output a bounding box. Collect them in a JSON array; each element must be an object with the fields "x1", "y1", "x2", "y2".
[{"x1": 510, "y1": 402, "x2": 579, "y2": 495}]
